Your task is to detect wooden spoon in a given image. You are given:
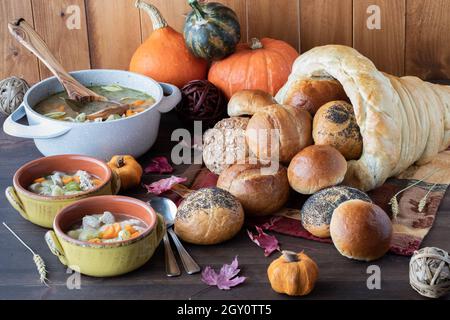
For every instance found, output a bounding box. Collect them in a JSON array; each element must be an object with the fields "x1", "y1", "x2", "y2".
[{"x1": 8, "y1": 19, "x2": 129, "y2": 117}]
